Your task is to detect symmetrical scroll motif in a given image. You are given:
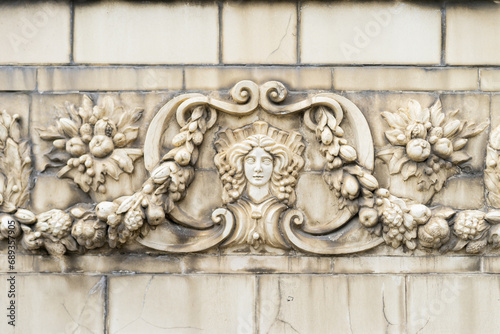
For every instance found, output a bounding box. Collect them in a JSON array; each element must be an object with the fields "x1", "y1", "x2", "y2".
[{"x1": 2, "y1": 80, "x2": 500, "y2": 257}]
